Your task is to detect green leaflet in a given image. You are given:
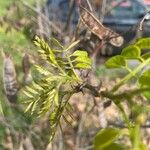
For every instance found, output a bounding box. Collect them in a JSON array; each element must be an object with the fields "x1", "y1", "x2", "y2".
[
  {"x1": 139, "y1": 69, "x2": 150, "y2": 100},
  {"x1": 35, "y1": 65, "x2": 52, "y2": 76},
  {"x1": 0, "y1": 100, "x2": 3, "y2": 115},
  {"x1": 50, "y1": 38, "x2": 64, "y2": 50},
  {"x1": 54, "y1": 91, "x2": 59, "y2": 106},
  {"x1": 64, "y1": 40, "x2": 80, "y2": 51},
  {"x1": 141, "y1": 86, "x2": 150, "y2": 100},
  {"x1": 25, "y1": 101, "x2": 34, "y2": 113},
  {"x1": 71, "y1": 50, "x2": 88, "y2": 57},
  {"x1": 25, "y1": 86, "x2": 39, "y2": 95},
  {"x1": 139, "y1": 69, "x2": 150, "y2": 86},
  {"x1": 75, "y1": 63, "x2": 92, "y2": 69},
  {"x1": 105, "y1": 55, "x2": 126, "y2": 68},
  {"x1": 32, "y1": 81, "x2": 43, "y2": 91},
  {"x1": 121, "y1": 45, "x2": 141, "y2": 59},
  {"x1": 74, "y1": 56, "x2": 92, "y2": 64},
  {"x1": 142, "y1": 52, "x2": 150, "y2": 60},
  {"x1": 94, "y1": 128, "x2": 120, "y2": 150},
  {"x1": 23, "y1": 90, "x2": 34, "y2": 99},
  {"x1": 71, "y1": 50, "x2": 92, "y2": 69},
  {"x1": 136, "y1": 38, "x2": 150, "y2": 49},
  {"x1": 31, "y1": 100, "x2": 39, "y2": 115}
]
